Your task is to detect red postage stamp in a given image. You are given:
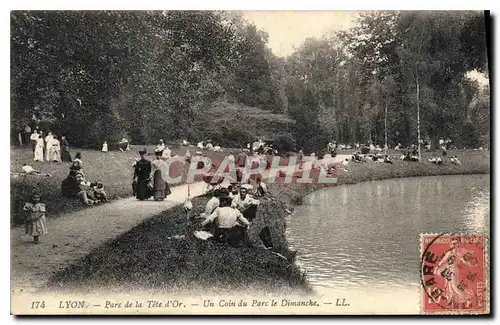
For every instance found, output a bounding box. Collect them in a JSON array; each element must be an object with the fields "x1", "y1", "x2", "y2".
[{"x1": 420, "y1": 234, "x2": 488, "y2": 314}]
